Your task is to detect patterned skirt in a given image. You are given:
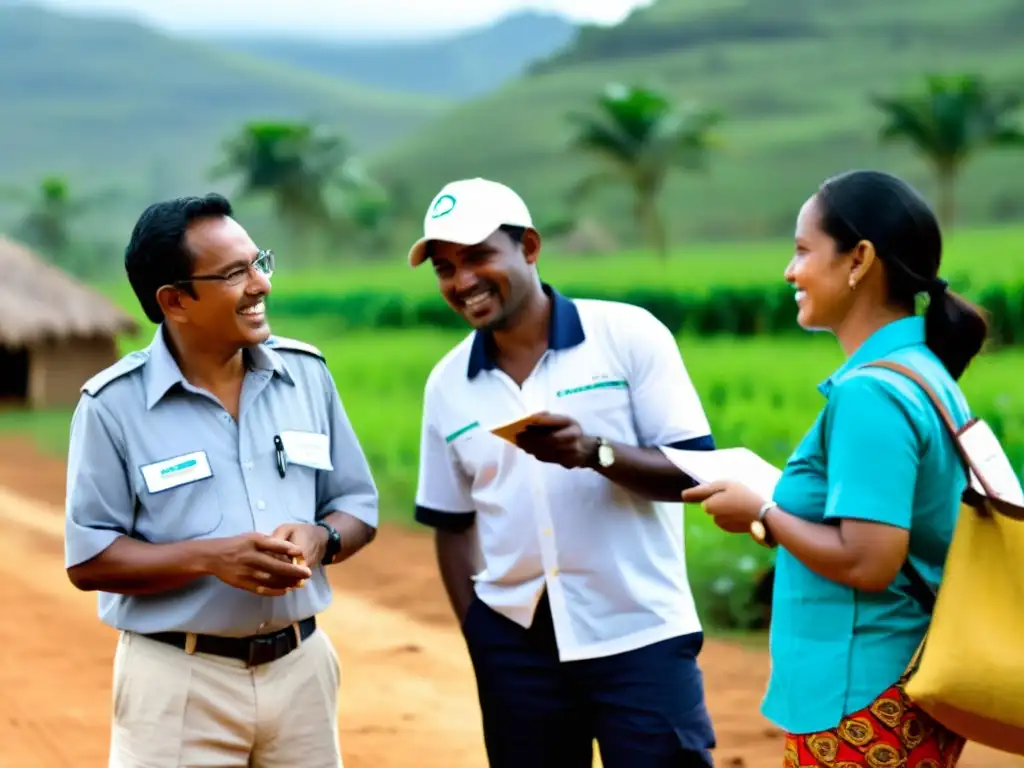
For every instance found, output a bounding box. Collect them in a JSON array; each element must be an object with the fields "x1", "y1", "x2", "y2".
[{"x1": 783, "y1": 681, "x2": 966, "y2": 767}]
